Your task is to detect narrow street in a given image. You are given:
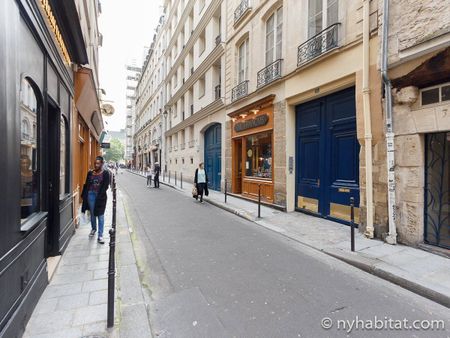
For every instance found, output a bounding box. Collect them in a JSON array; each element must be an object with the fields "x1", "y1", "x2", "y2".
[{"x1": 118, "y1": 172, "x2": 450, "y2": 338}]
